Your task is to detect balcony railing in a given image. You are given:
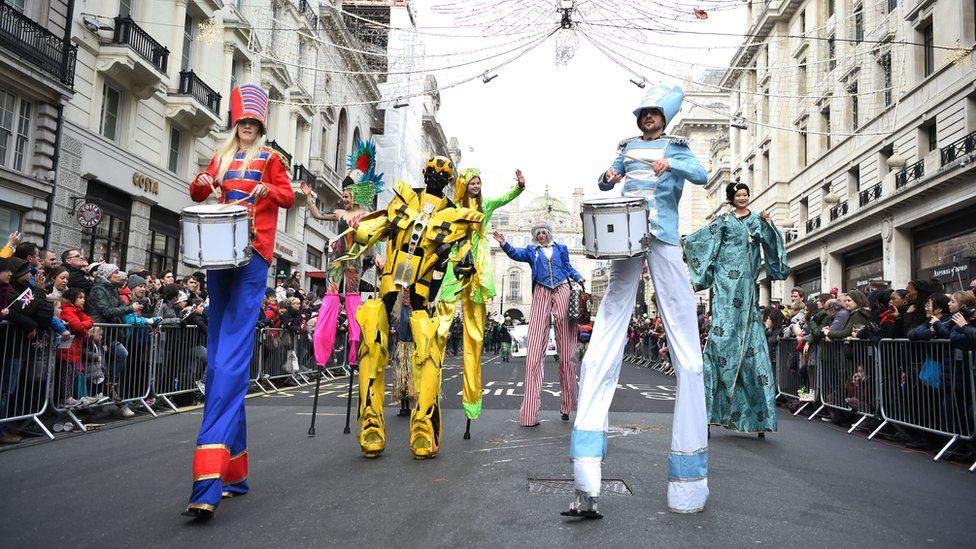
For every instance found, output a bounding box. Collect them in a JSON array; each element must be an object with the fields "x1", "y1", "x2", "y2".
[
  {"x1": 299, "y1": 0, "x2": 318, "y2": 29},
  {"x1": 177, "y1": 70, "x2": 221, "y2": 116},
  {"x1": 785, "y1": 230, "x2": 798, "y2": 244},
  {"x1": 828, "y1": 200, "x2": 849, "y2": 221},
  {"x1": 940, "y1": 129, "x2": 976, "y2": 166},
  {"x1": 267, "y1": 139, "x2": 293, "y2": 166},
  {"x1": 112, "y1": 17, "x2": 168, "y2": 73},
  {"x1": 805, "y1": 216, "x2": 821, "y2": 233},
  {"x1": 895, "y1": 158, "x2": 924, "y2": 189},
  {"x1": 0, "y1": 2, "x2": 77, "y2": 85},
  {"x1": 858, "y1": 183, "x2": 882, "y2": 207},
  {"x1": 293, "y1": 163, "x2": 316, "y2": 187}
]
